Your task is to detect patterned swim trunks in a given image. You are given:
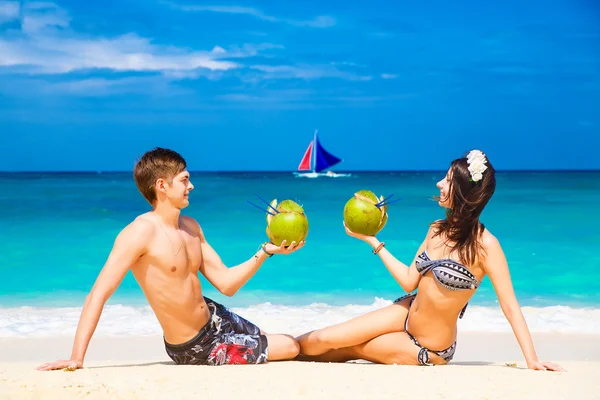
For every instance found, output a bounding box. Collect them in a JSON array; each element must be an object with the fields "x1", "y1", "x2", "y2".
[{"x1": 164, "y1": 297, "x2": 269, "y2": 366}]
